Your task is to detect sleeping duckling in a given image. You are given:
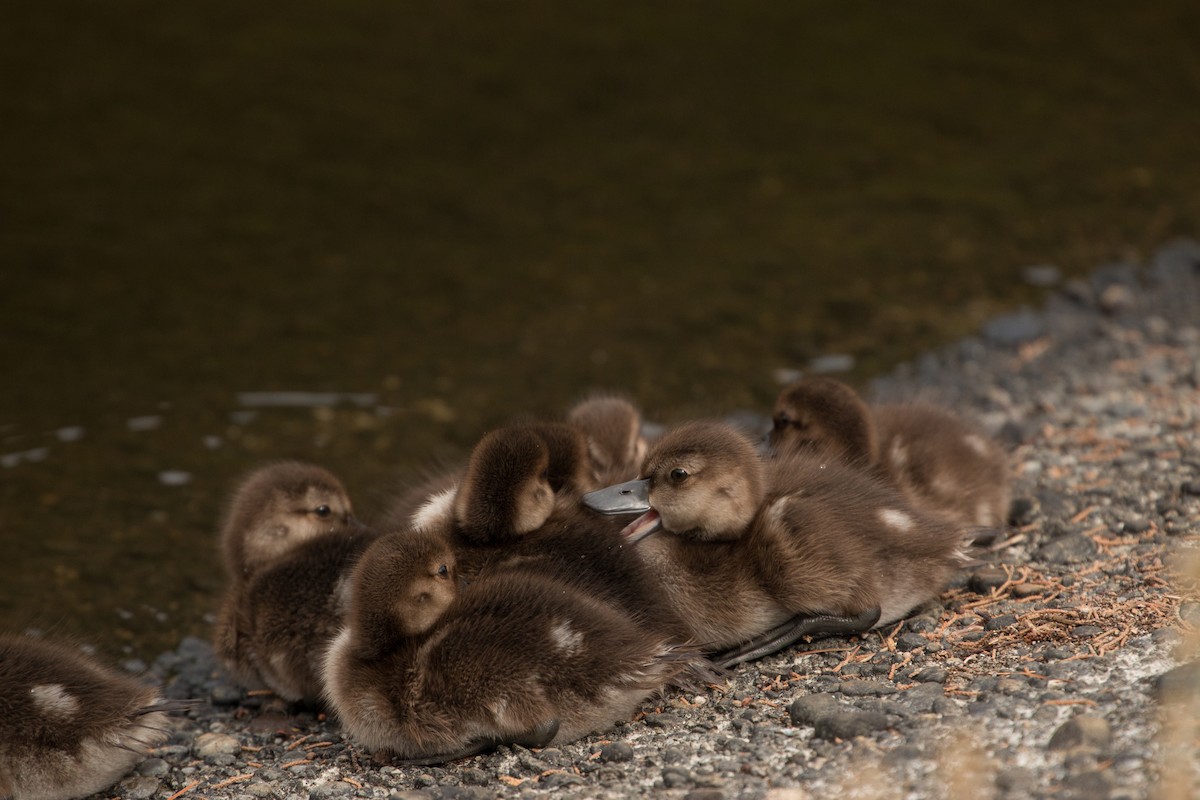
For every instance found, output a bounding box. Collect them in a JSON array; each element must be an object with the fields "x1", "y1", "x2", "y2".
[
  {"x1": 770, "y1": 376, "x2": 1011, "y2": 528},
  {"x1": 567, "y1": 394, "x2": 649, "y2": 485},
  {"x1": 585, "y1": 420, "x2": 970, "y2": 666},
  {"x1": 213, "y1": 461, "x2": 376, "y2": 703},
  {"x1": 0, "y1": 633, "x2": 173, "y2": 800},
  {"x1": 322, "y1": 530, "x2": 707, "y2": 762}
]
